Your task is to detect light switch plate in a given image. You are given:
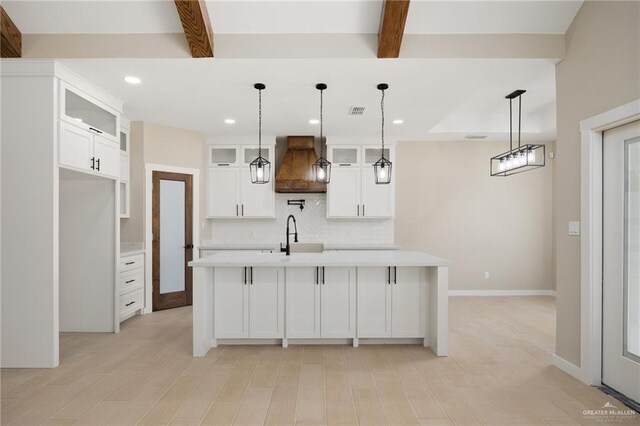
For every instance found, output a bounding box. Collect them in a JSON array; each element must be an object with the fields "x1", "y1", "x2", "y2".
[{"x1": 568, "y1": 221, "x2": 580, "y2": 236}]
